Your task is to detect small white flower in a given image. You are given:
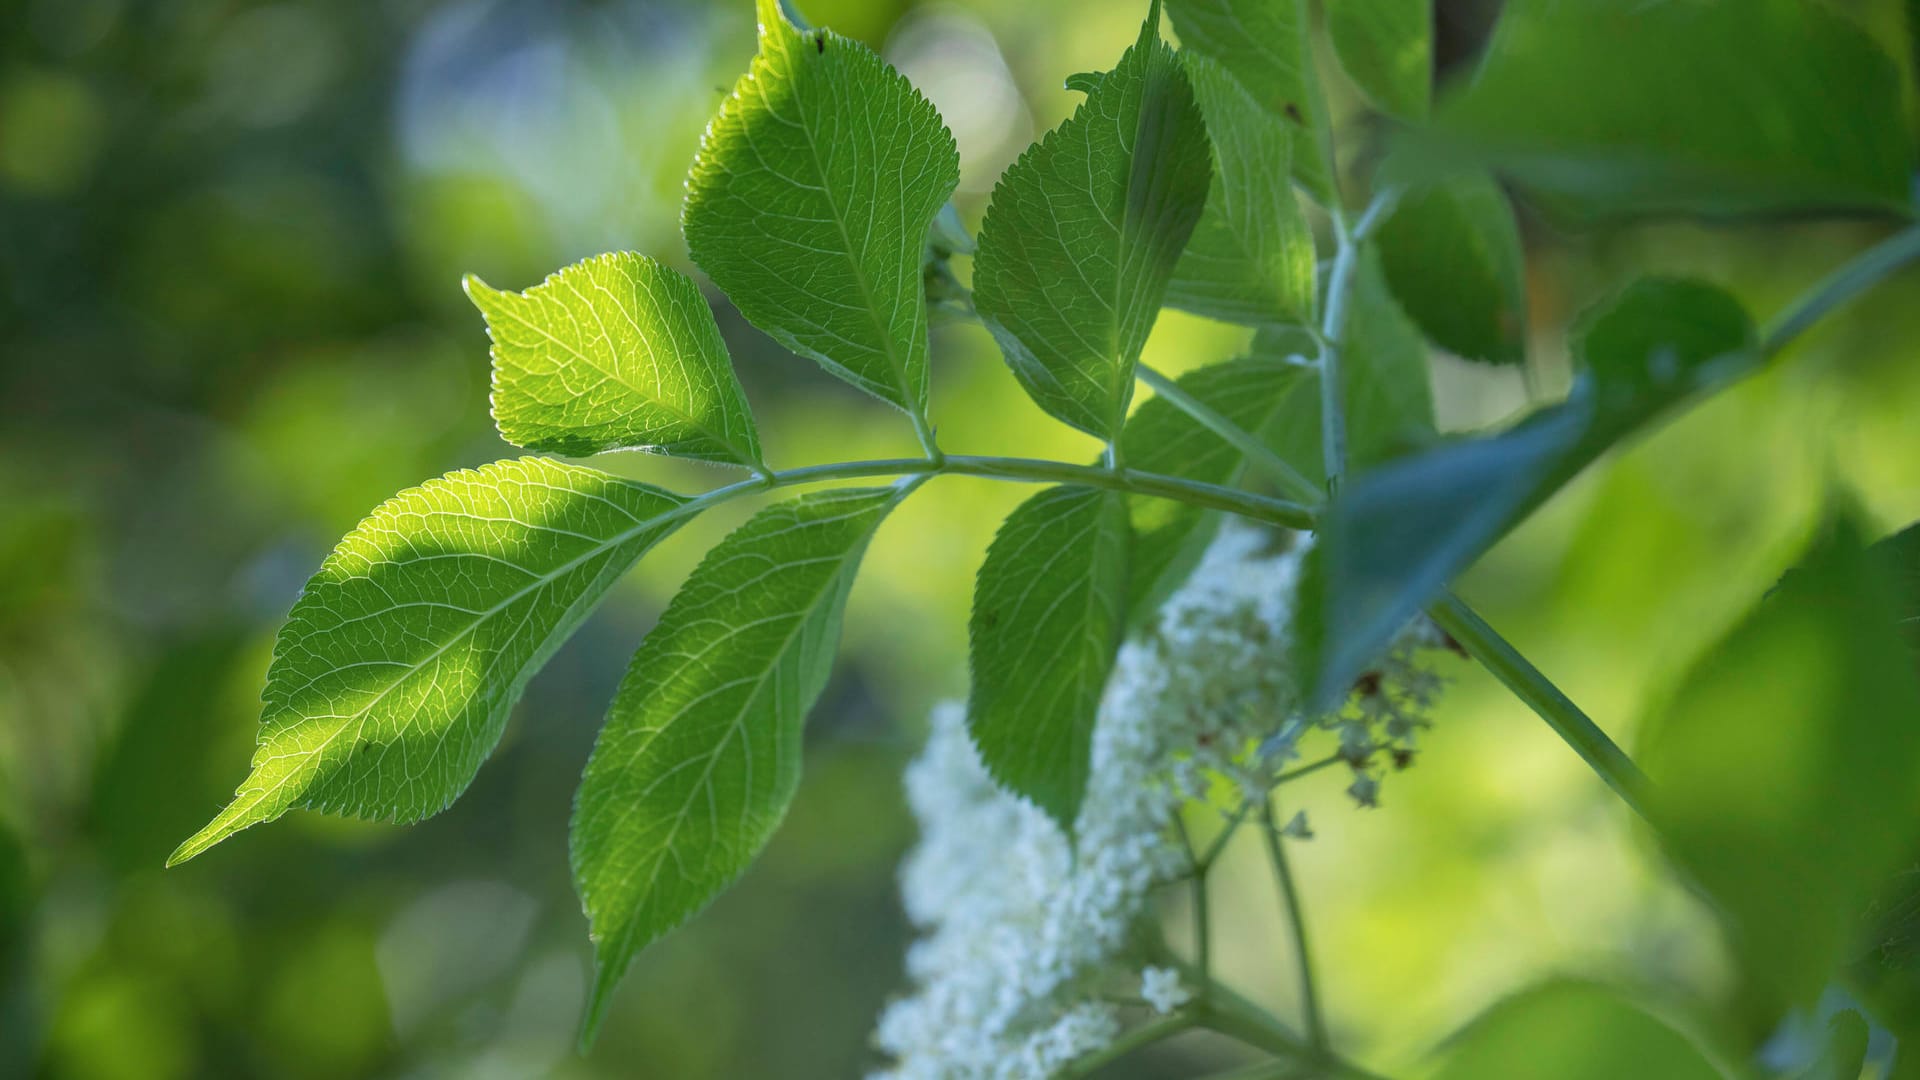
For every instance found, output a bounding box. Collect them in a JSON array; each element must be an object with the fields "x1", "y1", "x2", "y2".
[
  {"x1": 870, "y1": 524, "x2": 1445, "y2": 1078},
  {"x1": 1140, "y1": 966, "x2": 1191, "y2": 1014}
]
